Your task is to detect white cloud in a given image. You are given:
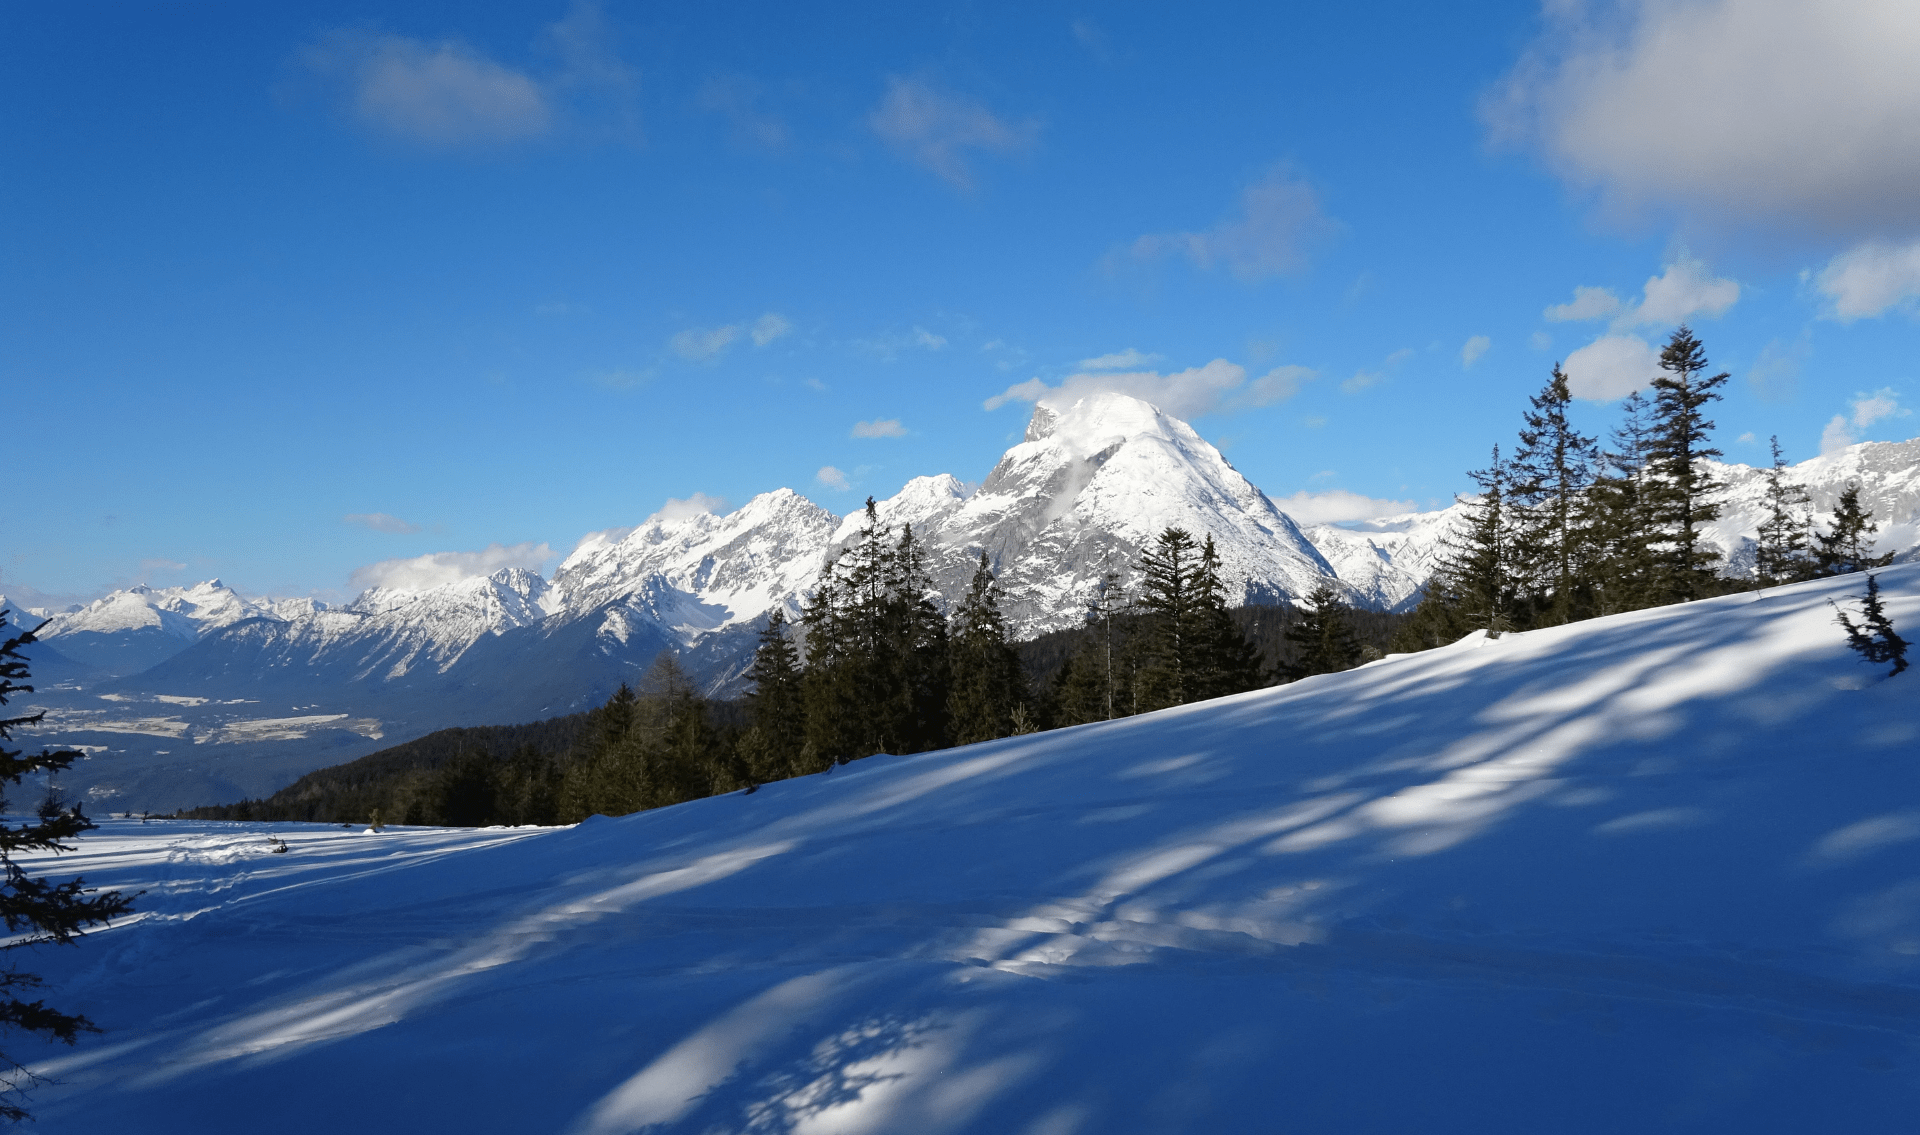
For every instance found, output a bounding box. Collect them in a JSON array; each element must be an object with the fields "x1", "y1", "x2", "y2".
[
  {"x1": 1242, "y1": 365, "x2": 1313, "y2": 407},
  {"x1": 344, "y1": 512, "x2": 422, "y2": 534},
  {"x1": 815, "y1": 466, "x2": 851, "y2": 491},
  {"x1": 851, "y1": 419, "x2": 907, "y2": 438},
  {"x1": 1820, "y1": 416, "x2": 1856, "y2": 456},
  {"x1": 750, "y1": 312, "x2": 794, "y2": 346},
  {"x1": 1544, "y1": 285, "x2": 1622, "y2": 323},
  {"x1": 1485, "y1": 0, "x2": 1920, "y2": 239},
  {"x1": 852, "y1": 327, "x2": 950, "y2": 362},
  {"x1": 1825, "y1": 386, "x2": 1912, "y2": 450},
  {"x1": 301, "y1": 4, "x2": 637, "y2": 149},
  {"x1": 349, "y1": 542, "x2": 554, "y2": 593},
  {"x1": 1815, "y1": 239, "x2": 1920, "y2": 320},
  {"x1": 1545, "y1": 259, "x2": 1739, "y2": 329},
  {"x1": 646, "y1": 493, "x2": 728, "y2": 524},
  {"x1": 1079, "y1": 348, "x2": 1161, "y2": 371},
  {"x1": 1530, "y1": 331, "x2": 1553, "y2": 351},
  {"x1": 671, "y1": 324, "x2": 740, "y2": 362},
  {"x1": 1562, "y1": 334, "x2": 1662, "y2": 400},
  {"x1": 1121, "y1": 168, "x2": 1337, "y2": 282},
  {"x1": 1275, "y1": 490, "x2": 1420, "y2": 526},
  {"x1": 312, "y1": 33, "x2": 551, "y2": 145},
  {"x1": 1340, "y1": 348, "x2": 1413, "y2": 395},
  {"x1": 868, "y1": 76, "x2": 1038, "y2": 190},
  {"x1": 985, "y1": 358, "x2": 1314, "y2": 419},
  {"x1": 1634, "y1": 259, "x2": 1740, "y2": 325},
  {"x1": 1460, "y1": 335, "x2": 1492, "y2": 368}
]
